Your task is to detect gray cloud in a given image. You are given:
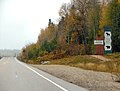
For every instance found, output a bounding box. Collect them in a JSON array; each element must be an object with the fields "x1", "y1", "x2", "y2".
[{"x1": 0, "y1": 0, "x2": 70, "y2": 49}]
